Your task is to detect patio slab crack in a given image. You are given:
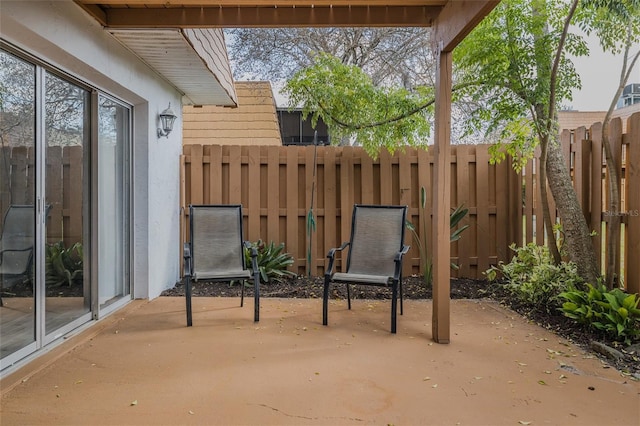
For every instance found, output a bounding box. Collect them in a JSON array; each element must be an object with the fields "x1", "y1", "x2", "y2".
[{"x1": 253, "y1": 403, "x2": 365, "y2": 422}]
